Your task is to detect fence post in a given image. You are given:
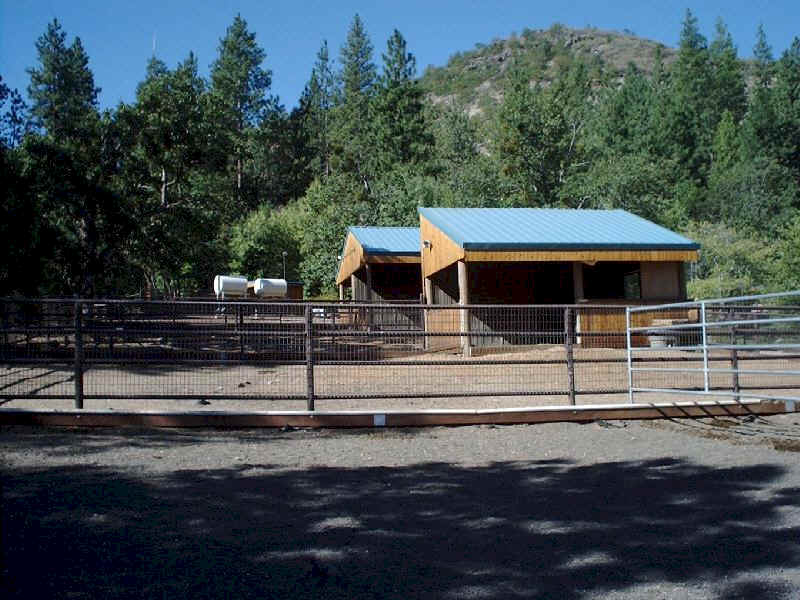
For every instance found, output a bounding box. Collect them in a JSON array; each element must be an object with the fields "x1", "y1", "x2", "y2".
[
  {"x1": 564, "y1": 307, "x2": 576, "y2": 405},
  {"x1": 626, "y1": 307, "x2": 634, "y2": 404},
  {"x1": 74, "y1": 300, "x2": 84, "y2": 410},
  {"x1": 238, "y1": 303, "x2": 244, "y2": 360},
  {"x1": 305, "y1": 304, "x2": 315, "y2": 411},
  {"x1": 730, "y1": 326, "x2": 740, "y2": 397},
  {"x1": 700, "y1": 301, "x2": 710, "y2": 392}
]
